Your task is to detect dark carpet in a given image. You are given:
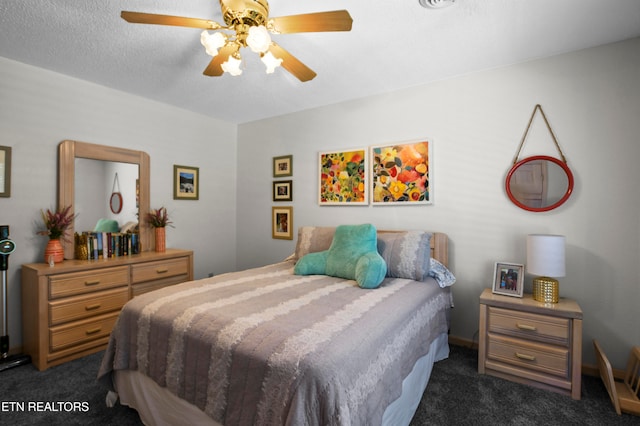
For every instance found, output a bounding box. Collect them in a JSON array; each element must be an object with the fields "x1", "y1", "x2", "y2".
[{"x1": 0, "y1": 345, "x2": 637, "y2": 425}]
